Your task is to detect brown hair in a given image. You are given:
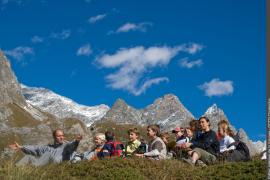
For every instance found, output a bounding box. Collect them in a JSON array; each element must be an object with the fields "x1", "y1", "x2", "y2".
[
  {"x1": 147, "y1": 124, "x2": 160, "y2": 137},
  {"x1": 52, "y1": 129, "x2": 64, "y2": 138},
  {"x1": 127, "y1": 128, "x2": 140, "y2": 136},
  {"x1": 105, "y1": 131, "x2": 114, "y2": 142},
  {"x1": 160, "y1": 132, "x2": 169, "y2": 140},
  {"x1": 189, "y1": 119, "x2": 200, "y2": 131},
  {"x1": 218, "y1": 120, "x2": 234, "y2": 137}
]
